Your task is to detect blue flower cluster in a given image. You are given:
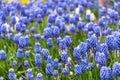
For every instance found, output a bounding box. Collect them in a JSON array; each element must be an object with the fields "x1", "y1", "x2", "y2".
[{"x1": 0, "y1": 0, "x2": 120, "y2": 80}]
